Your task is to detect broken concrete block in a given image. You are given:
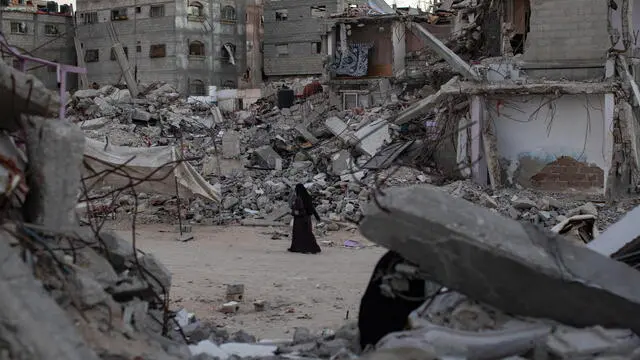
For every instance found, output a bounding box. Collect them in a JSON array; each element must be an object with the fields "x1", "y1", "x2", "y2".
[
  {"x1": 359, "y1": 185, "x2": 640, "y2": 334},
  {"x1": 80, "y1": 117, "x2": 111, "y2": 130},
  {"x1": 588, "y1": 205, "x2": 640, "y2": 257},
  {"x1": 132, "y1": 109, "x2": 152, "y2": 122},
  {"x1": 94, "y1": 97, "x2": 116, "y2": 116},
  {"x1": 294, "y1": 124, "x2": 319, "y2": 145},
  {"x1": 223, "y1": 196, "x2": 240, "y2": 210},
  {"x1": 220, "y1": 301, "x2": 240, "y2": 314},
  {"x1": 140, "y1": 252, "x2": 172, "y2": 293},
  {"x1": 91, "y1": 230, "x2": 135, "y2": 272},
  {"x1": 0, "y1": 233, "x2": 101, "y2": 360},
  {"x1": 24, "y1": 119, "x2": 84, "y2": 231},
  {"x1": 568, "y1": 202, "x2": 599, "y2": 217},
  {"x1": 226, "y1": 284, "x2": 245, "y2": 302},
  {"x1": 70, "y1": 267, "x2": 110, "y2": 309},
  {"x1": 254, "y1": 145, "x2": 282, "y2": 170},
  {"x1": 222, "y1": 131, "x2": 241, "y2": 159},
  {"x1": 546, "y1": 326, "x2": 640, "y2": 359},
  {"x1": 354, "y1": 118, "x2": 391, "y2": 157},
  {"x1": 325, "y1": 117, "x2": 356, "y2": 145},
  {"x1": 253, "y1": 299, "x2": 267, "y2": 312},
  {"x1": 511, "y1": 197, "x2": 537, "y2": 210},
  {"x1": 108, "y1": 88, "x2": 132, "y2": 103},
  {"x1": 73, "y1": 89, "x2": 99, "y2": 99},
  {"x1": 219, "y1": 343, "x2": 277, "y2": 358},
  {"x1": 331, "y1": 150, "x2": 352, "y2": 176}
]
